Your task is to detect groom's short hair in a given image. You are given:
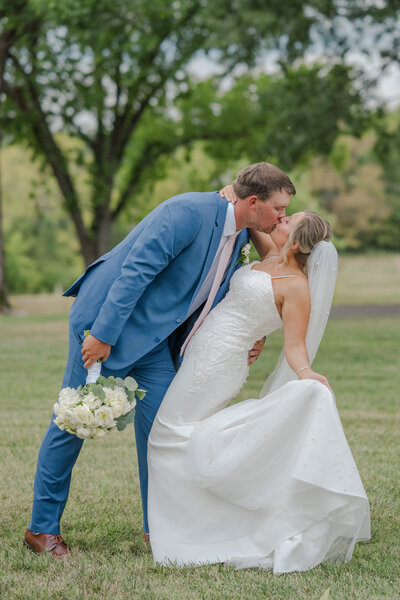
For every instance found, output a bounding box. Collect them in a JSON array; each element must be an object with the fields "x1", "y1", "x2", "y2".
[{"x1": 233, "y1": 162, "x2": 296, "y2": 201}]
